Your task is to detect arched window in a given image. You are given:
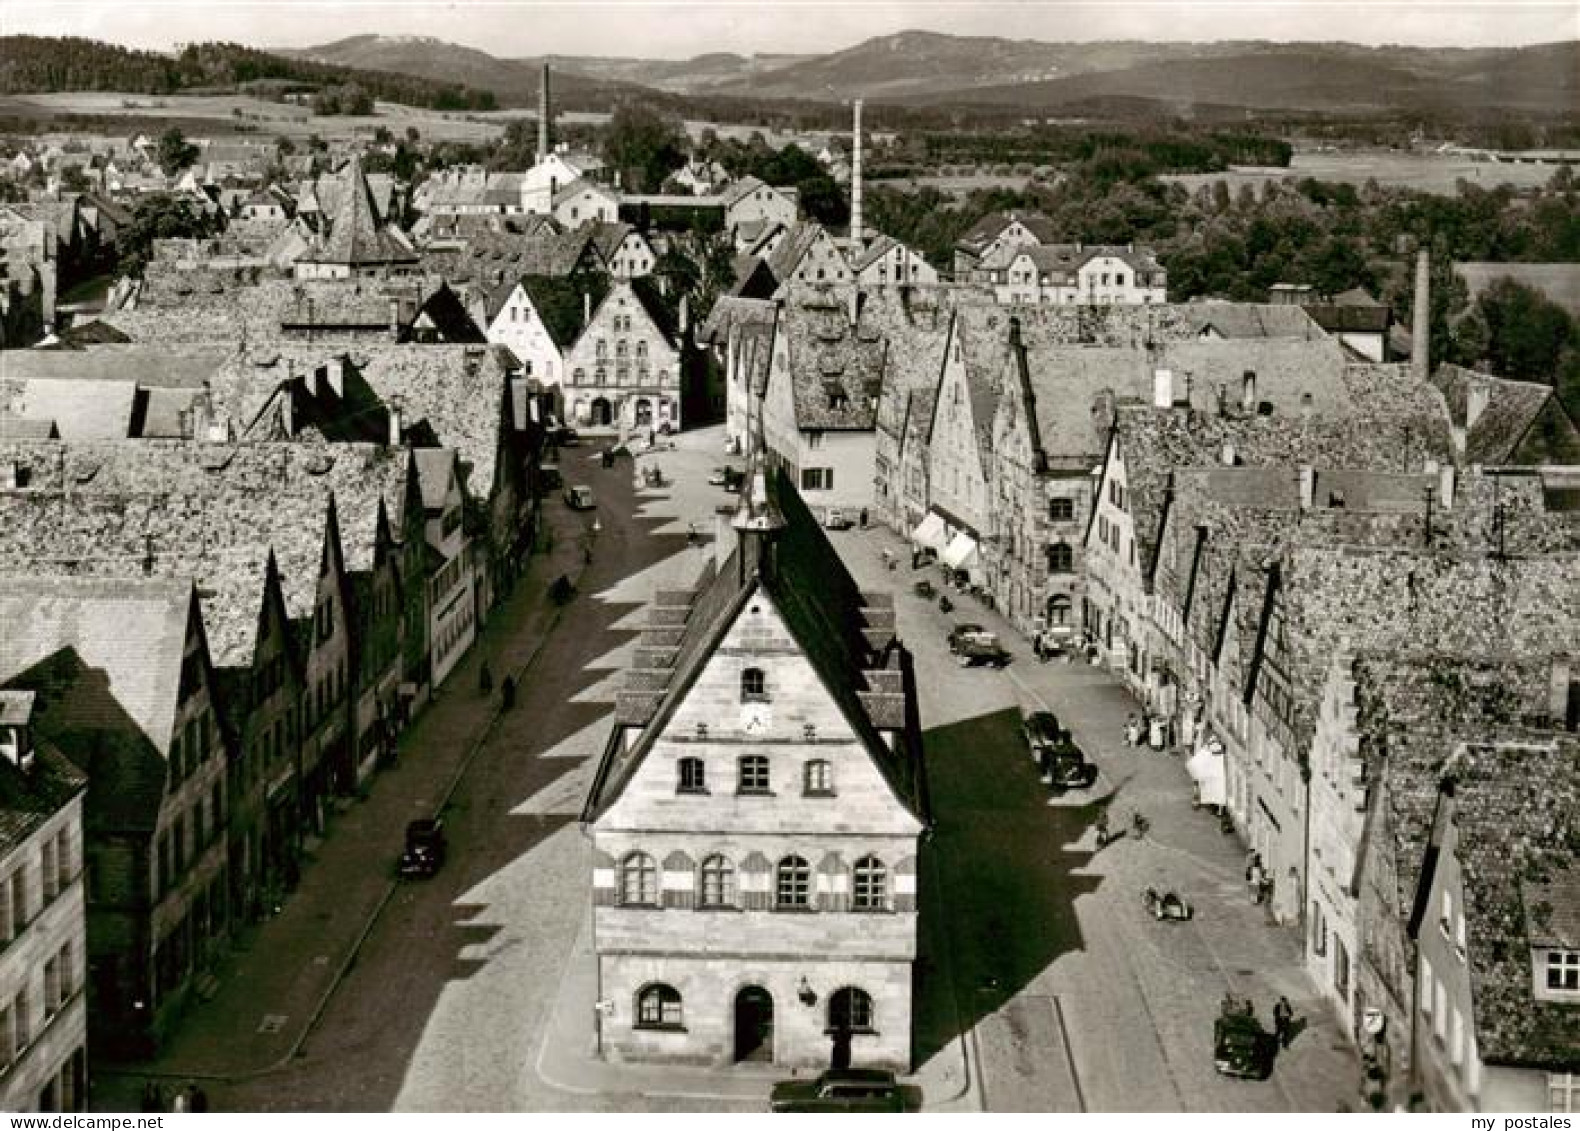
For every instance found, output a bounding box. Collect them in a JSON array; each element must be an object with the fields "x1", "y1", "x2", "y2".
[
  {"x1": 738, "y1": 755, "x2": 770, "y2": 794},
  {"x1": 741, "y1": 667, "x2": 767, "y2": 701},
  {"x1": 1047, "y1": 542, "x2": 1074, "y2": 574},
  {"x1": 803, "y1": 760, "x2": 833, "y2": 795},
  {"x1": 677, "y1": 757, "x2": 706, "y2": 793},
  {"x1": 828, "y1": 987, "x2": 874, "y2": 1032},
  {"x1": 619, "y1": 851, "x2": 657, "y2": 906},
  {"x1": 699, "y1": 855, "x2": 735, "y2": 908},
  {"x1": 852, "y1": 856, "x2": 887, "y2": 911},
  {"x1": 635, "y1": 983, "x2": 683, "y2": 1029},
  {"x1": 776, "y1": 855, "x2": 810, "y2": 908}
]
